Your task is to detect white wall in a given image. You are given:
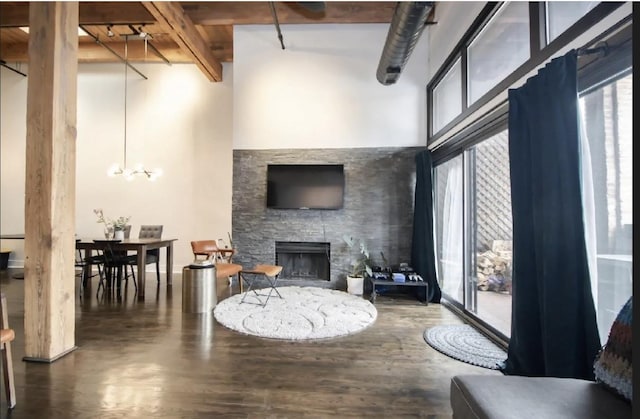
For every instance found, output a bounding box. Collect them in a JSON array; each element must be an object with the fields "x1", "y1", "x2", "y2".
[
  {"x1": 0, "y1": 62, "x2": 234, "y2": 271},
  {"x1": 233, "y1": 23, "x2": 430, "y2": 149}
]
